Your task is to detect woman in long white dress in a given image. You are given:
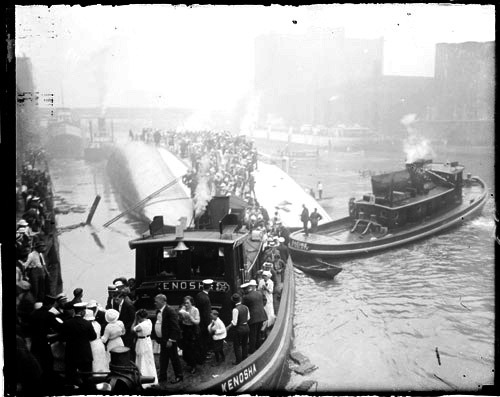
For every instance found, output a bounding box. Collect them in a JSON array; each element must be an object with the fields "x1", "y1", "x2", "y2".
[
  {"x1": 101, "y1": 309, "x2": 125, "y2": 360},
  {"x1": 132, "y1": 309, "x2": 158, "y2": 387},
  {"x1": 258, "y1": 270, "x2": 276, "y2": 329},
  {"x1": 84, "y1": 309, "x2": 109, "y2": 372}
]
